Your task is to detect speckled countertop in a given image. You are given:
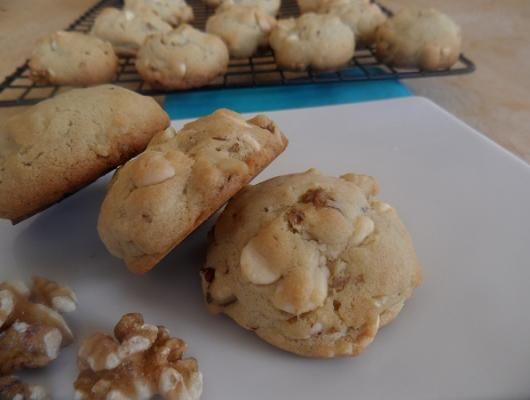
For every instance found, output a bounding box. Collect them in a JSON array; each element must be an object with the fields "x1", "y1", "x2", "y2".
[{"x1": 1, "y1": 0, "x2": 528, "y2": 162}]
